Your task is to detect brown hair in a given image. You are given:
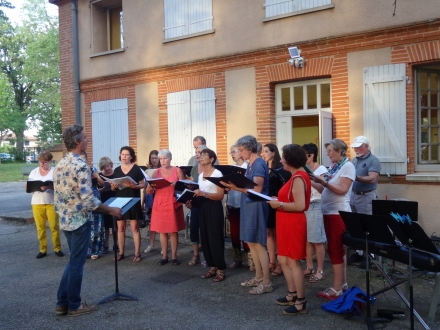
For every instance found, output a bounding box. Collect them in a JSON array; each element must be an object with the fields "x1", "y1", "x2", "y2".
[{"x1": 38, "y1": 151, "x2": 53, "y2": 162}]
